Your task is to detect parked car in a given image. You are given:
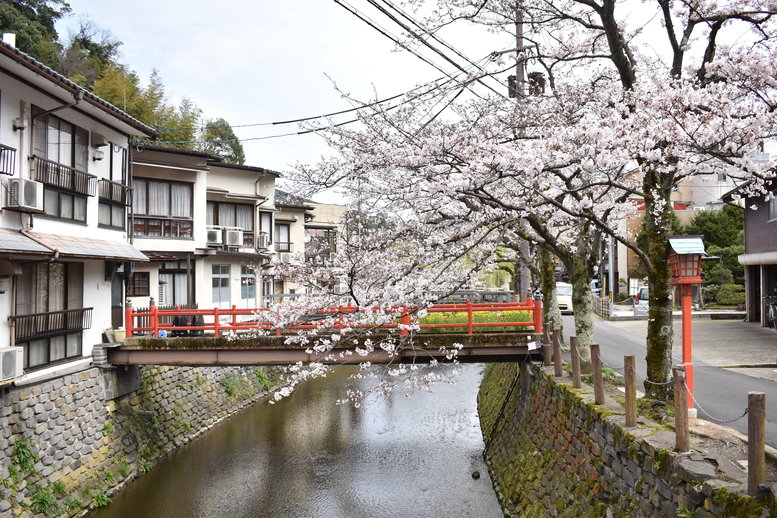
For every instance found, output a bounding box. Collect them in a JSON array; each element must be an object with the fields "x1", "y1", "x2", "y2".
[
  {"x1": 633, "y1": 286, "x2": 649, "y2": 316},
  {"x1": 556, "y1": 282, "x2": 574, "y2": 314}
]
